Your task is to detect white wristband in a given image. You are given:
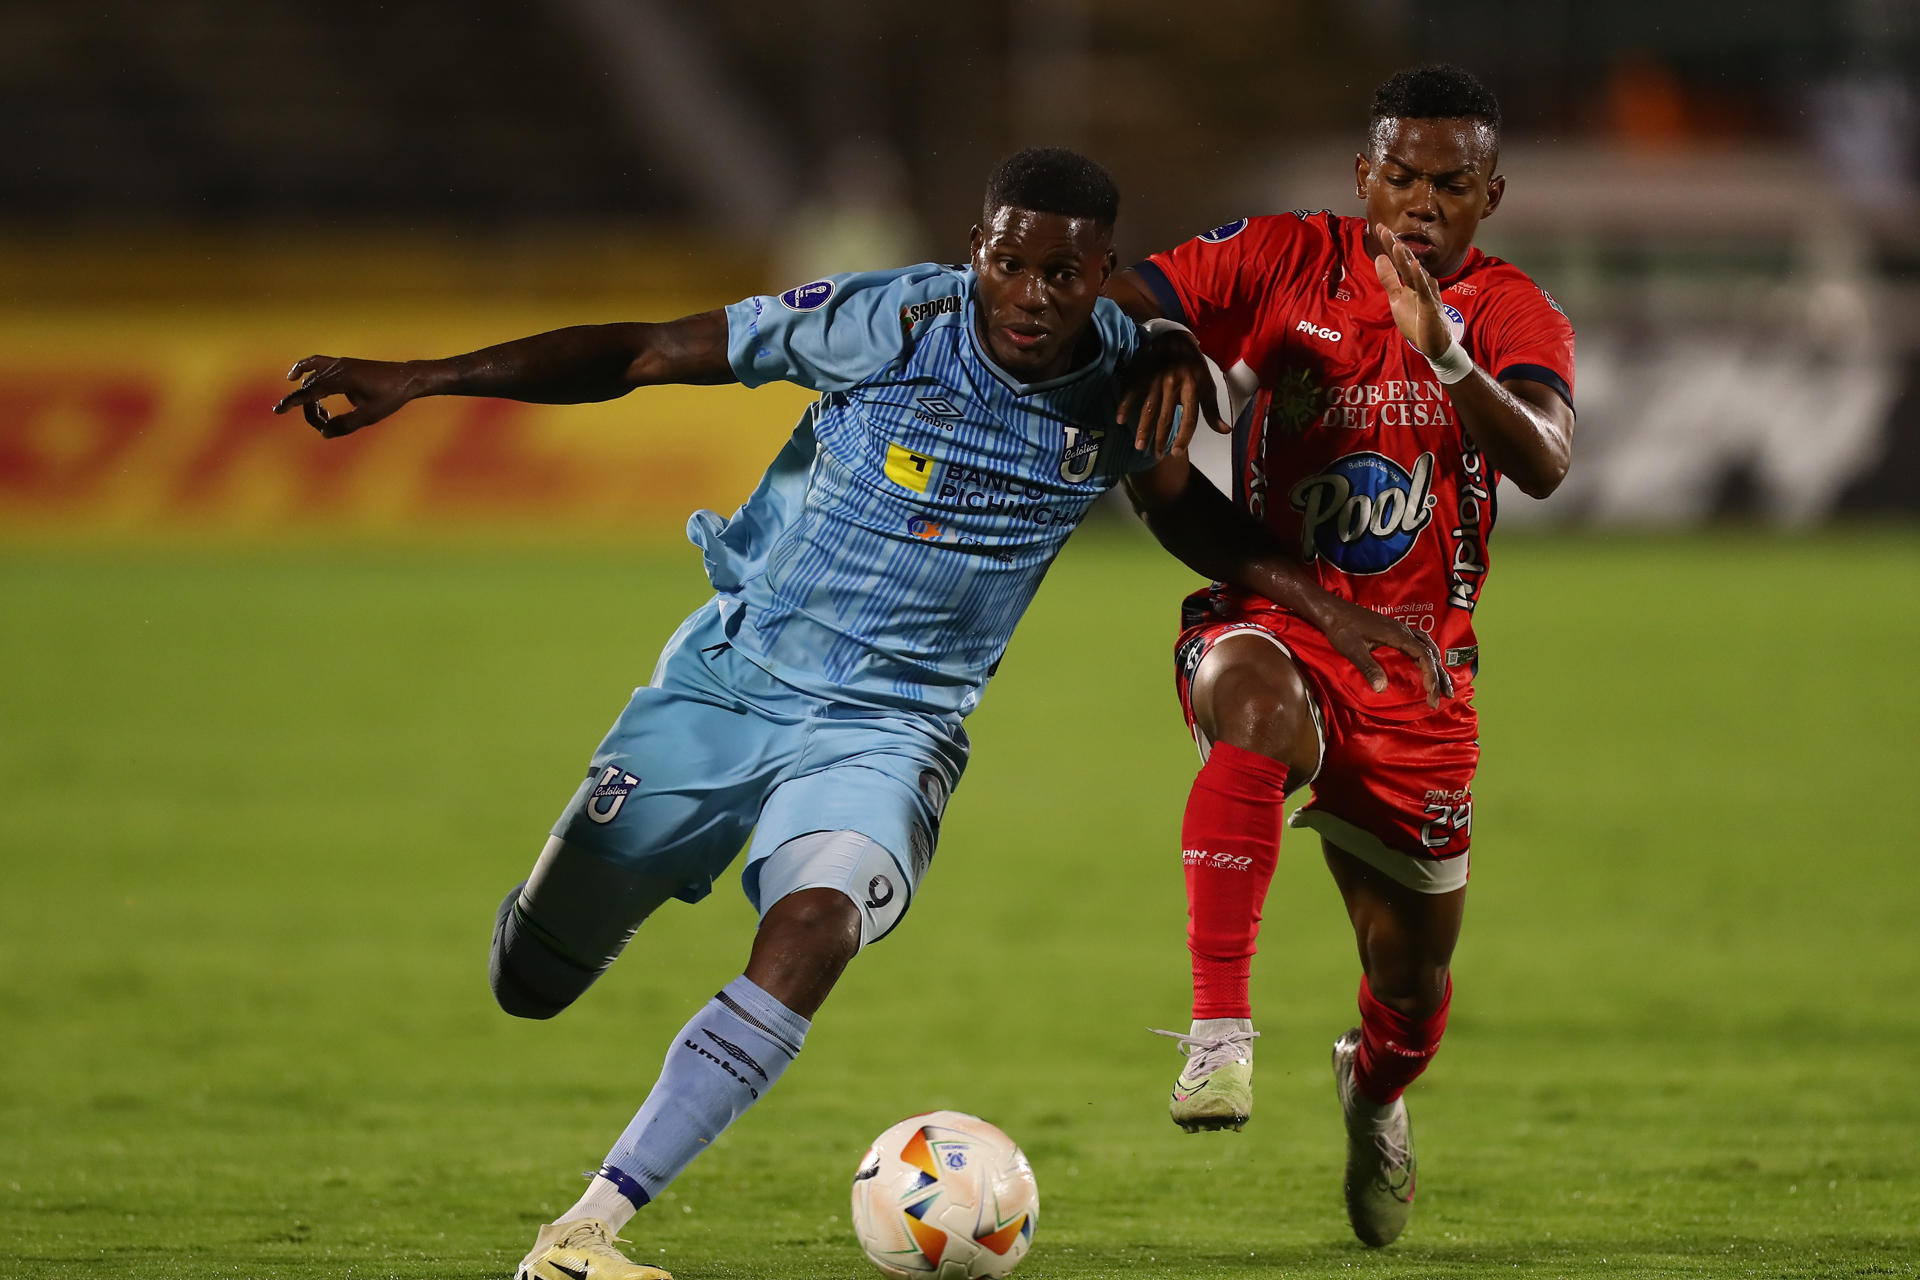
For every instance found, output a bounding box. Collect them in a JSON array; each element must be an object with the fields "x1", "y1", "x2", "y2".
[
  {"x1": 1425, "y1": 338, "x2": 1474, "y2": 384},
  {"x1": 1142, "y1": 317, "x2": 1194, "y2": 341}
]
